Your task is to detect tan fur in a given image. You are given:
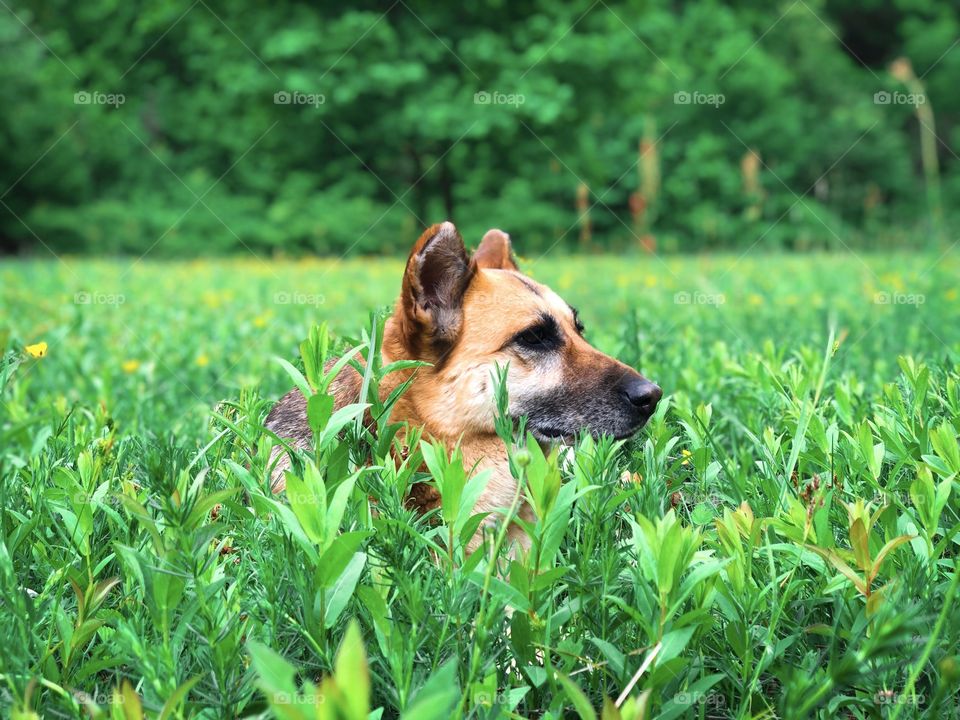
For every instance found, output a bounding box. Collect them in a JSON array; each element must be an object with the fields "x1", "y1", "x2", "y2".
[{"x1": 266, "y1": 222, "x2": 659, "y2": 552}]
